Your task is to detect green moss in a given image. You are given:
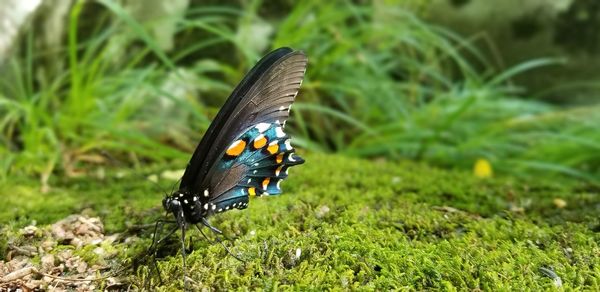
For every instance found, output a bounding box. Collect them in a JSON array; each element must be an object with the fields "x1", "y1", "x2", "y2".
[
  {"x1": 74, "y1": 244, "x2": 102, "y2": 265},
  {"x1": 1, "y1": 153, "x2": 599, "y2": 289}
]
